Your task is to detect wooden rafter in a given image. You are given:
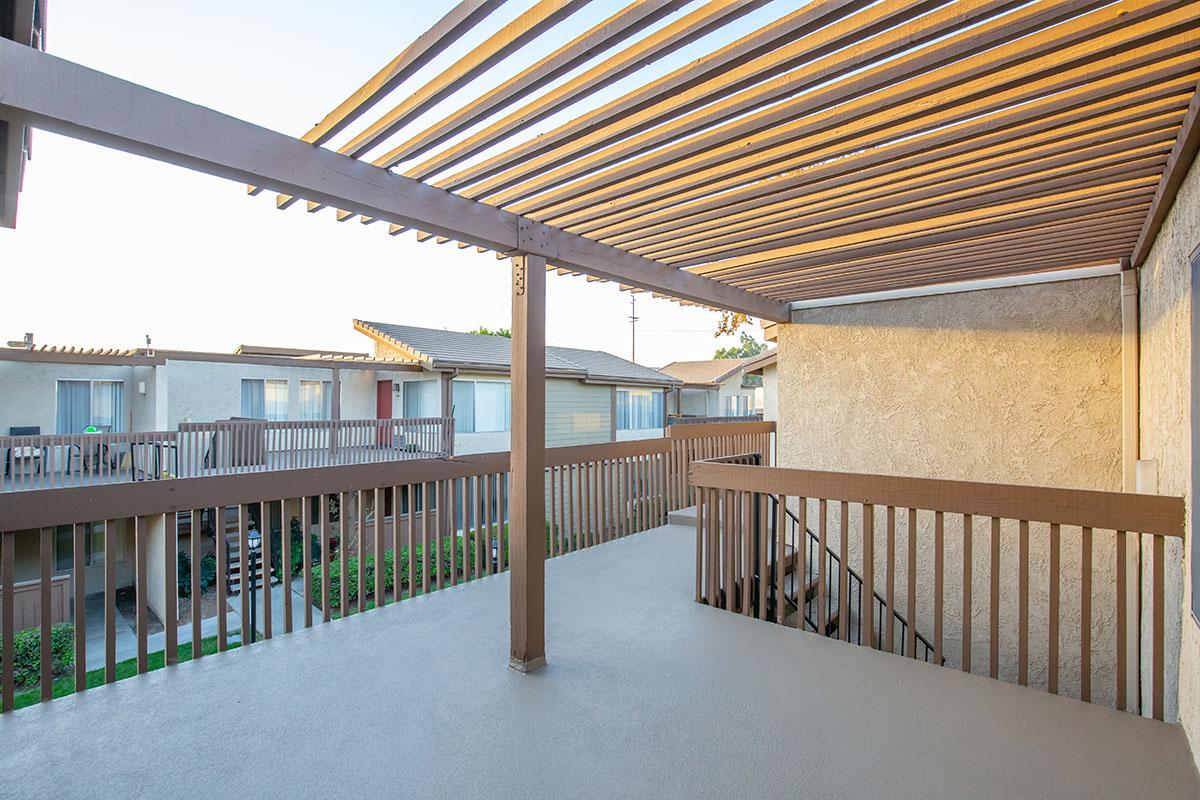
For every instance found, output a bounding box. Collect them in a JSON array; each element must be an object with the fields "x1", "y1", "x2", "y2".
[{"x1": 251, "y1": 0, "x2": 1200, "y2": 306}]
